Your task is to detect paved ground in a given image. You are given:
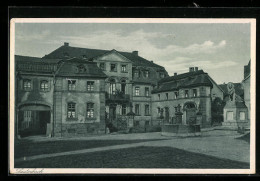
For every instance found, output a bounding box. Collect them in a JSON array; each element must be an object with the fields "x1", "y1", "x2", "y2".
[{"x1": 15, "y1": 130, "x2": 250, "y2": 164}]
